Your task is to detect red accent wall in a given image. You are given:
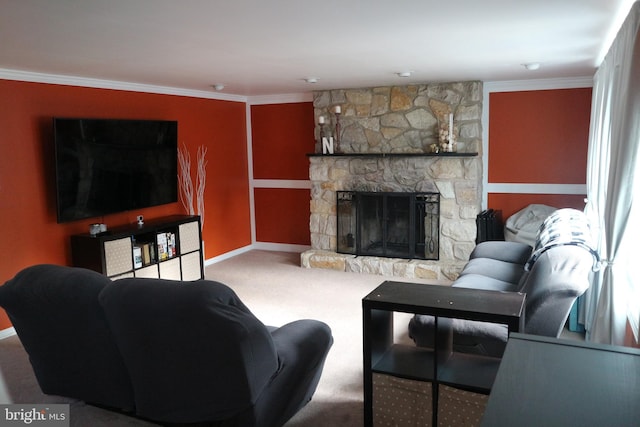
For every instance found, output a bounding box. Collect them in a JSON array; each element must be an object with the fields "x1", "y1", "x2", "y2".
[
  {"x1": 254, "y1": 188, "x2": 311, "y2": 245},
  {"x1": 488, "y1": 88, "x2": 591, "y2": 217},
  {"x1": 251, "y1": 102, "x2": 315, "y2": 179},
  {"x1": 0, "y1": 79, "x2": 251, "y2": 330},
  {"x1": 251, "y1": 102, "x2": 315, "y2": 245}
]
